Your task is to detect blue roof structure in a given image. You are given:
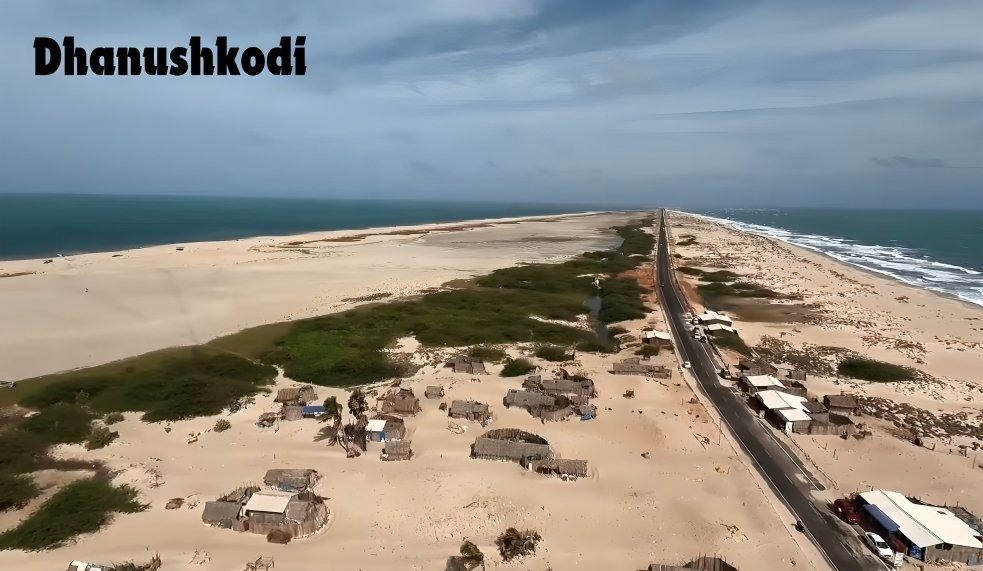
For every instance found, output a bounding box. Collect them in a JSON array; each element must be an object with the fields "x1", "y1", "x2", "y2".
[{"x1": 864, "y1": 503, "x2": 901, "y2": 534}]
